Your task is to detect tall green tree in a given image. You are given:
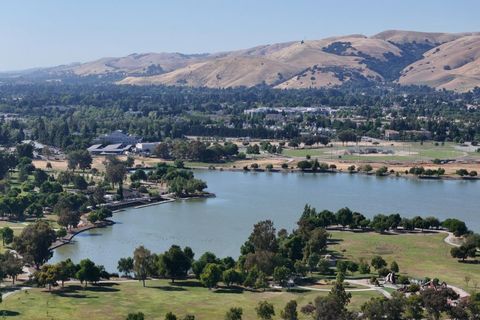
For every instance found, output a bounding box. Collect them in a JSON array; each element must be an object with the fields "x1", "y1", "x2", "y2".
[
  {"x1": 133, "y1": 246, "x2": 152, "y2": 287},
  {"x1": 13, "y1": 220, "x2": 56, "y2": 269}
]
